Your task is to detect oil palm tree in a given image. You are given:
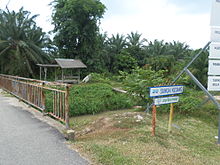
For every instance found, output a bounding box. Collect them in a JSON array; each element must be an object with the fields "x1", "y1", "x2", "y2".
[
  {"x1": 191, "y1": 49, "x2": 208, "y2": 87},
  {"x1": 105, "y1": 33, "x2": 127, "y2": 72},
  {"x1": 0, "y1": 7, "x2": 50, "y2": 77},
  {"x1": 126, "y1": 32, "x2": 147, "y2": 66},
  {"x1": 168, "y1": 41, "x2": 190, "y2": 61},
  {"x1": 126, "y1": 31, "x2": 146, "y2": 47},
  {"x1": 107, "y1": 33, "x2": 127, "y2": 53}
]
